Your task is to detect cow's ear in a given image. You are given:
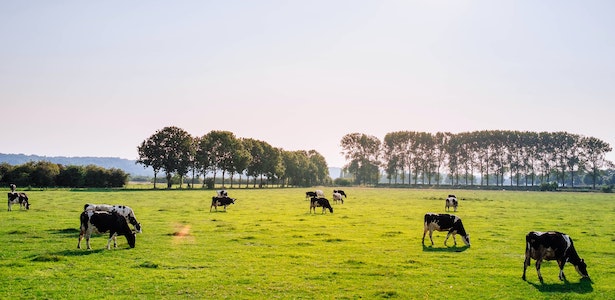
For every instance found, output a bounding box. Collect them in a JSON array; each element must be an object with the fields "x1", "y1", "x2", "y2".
[{"x1": 581, "y1": 259, "x2": 585, "y2": 262}]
